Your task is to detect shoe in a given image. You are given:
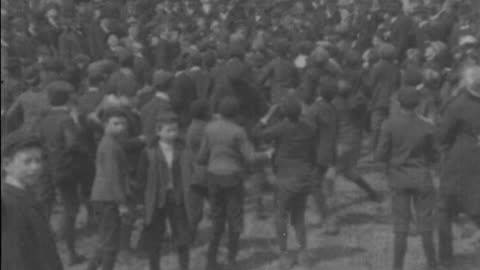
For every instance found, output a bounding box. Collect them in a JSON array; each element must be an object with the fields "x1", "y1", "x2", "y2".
[{"x1": 69, "y1": 254, "x2": 87, "y2": 266}]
